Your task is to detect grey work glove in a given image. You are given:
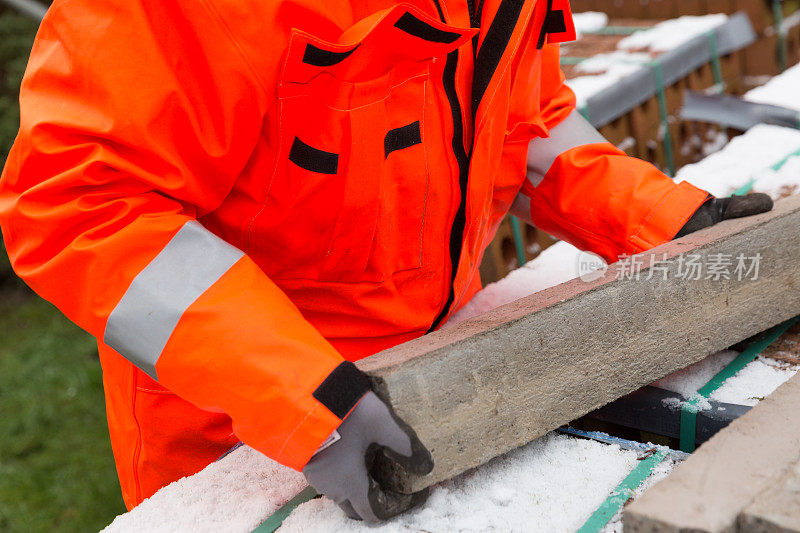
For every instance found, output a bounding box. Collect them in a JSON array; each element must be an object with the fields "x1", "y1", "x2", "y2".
[
  {"x1": 675, "y1": 193, "x2": 773, "y2": 238},
  {"x1": 302, "y1": 391, "x2": 434, "y2": 522}
]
